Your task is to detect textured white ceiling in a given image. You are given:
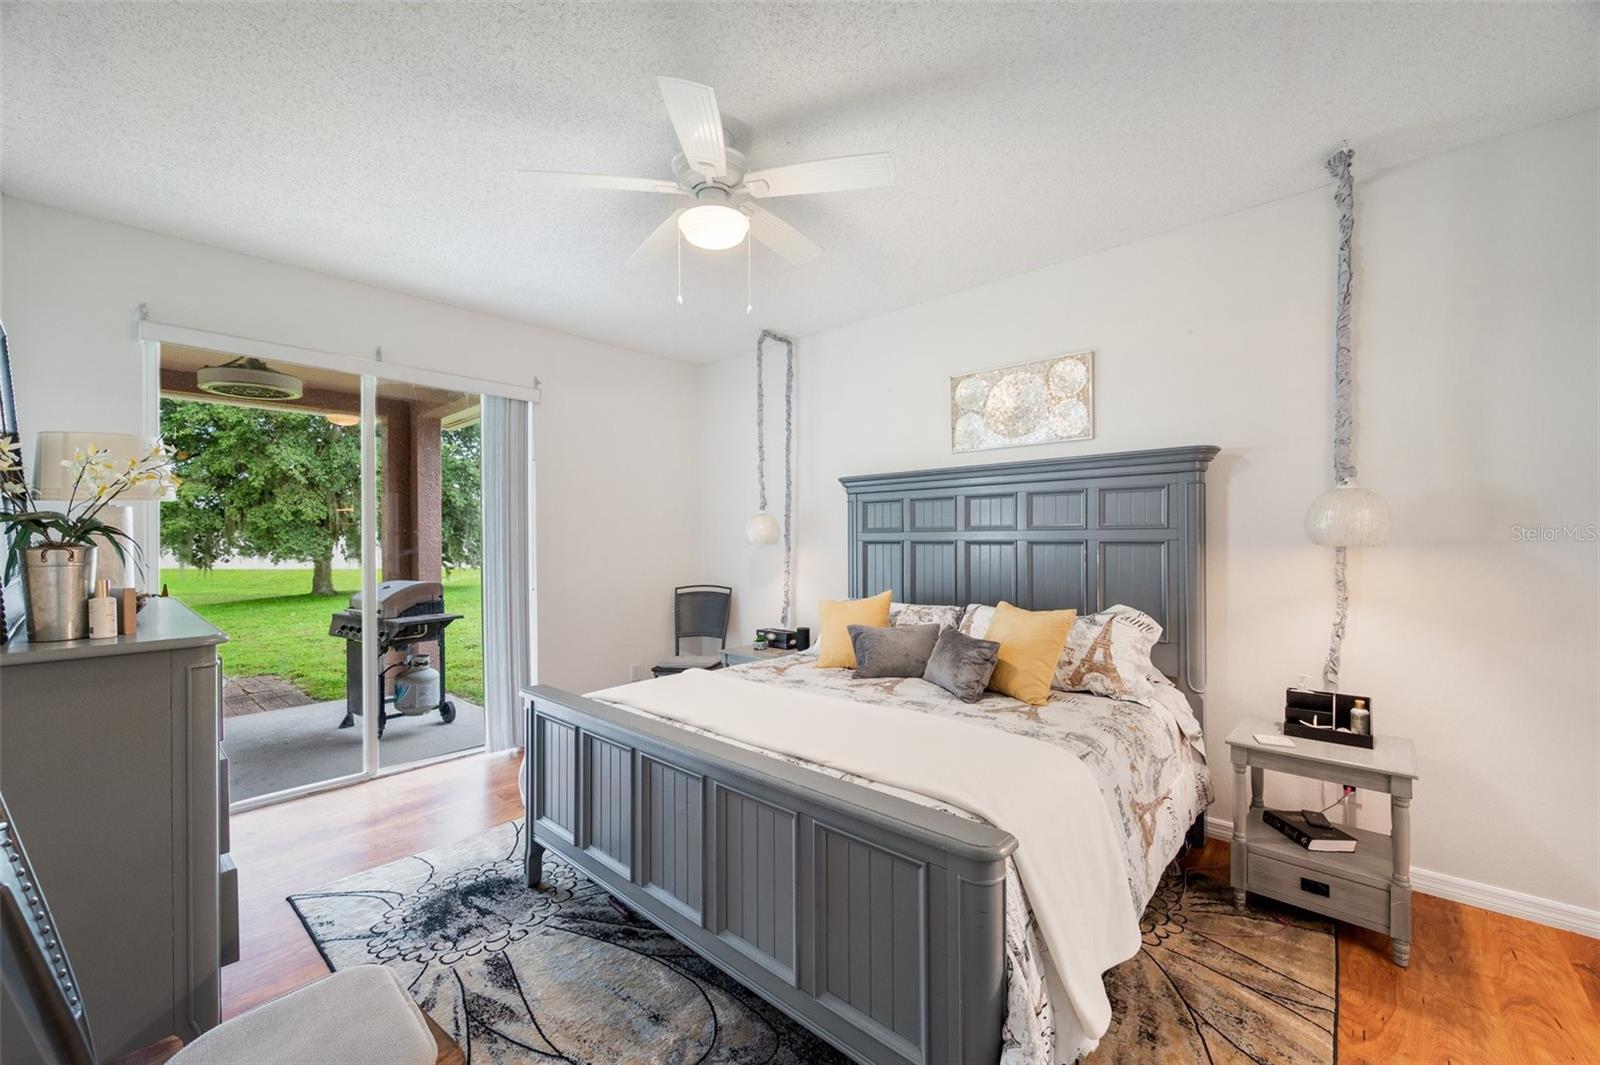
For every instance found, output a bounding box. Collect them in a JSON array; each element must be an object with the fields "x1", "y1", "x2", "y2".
[{"x1": 3, "y1": 3, "x2": 1595, "y2": 364}]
